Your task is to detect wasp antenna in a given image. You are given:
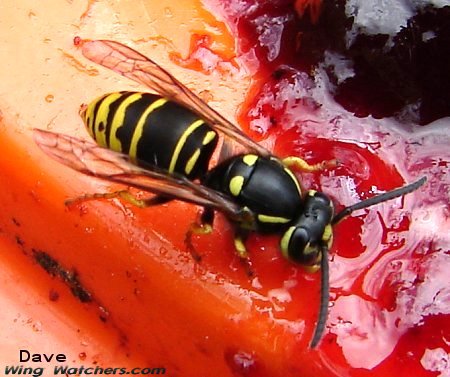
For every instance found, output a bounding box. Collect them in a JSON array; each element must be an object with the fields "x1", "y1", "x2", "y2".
[
  {"x1": 310, "y1": 244, "x2": 330, "y2": 348},
  {"x1": 332, "y1": 176, "x2": 427, "y2": 225}
]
